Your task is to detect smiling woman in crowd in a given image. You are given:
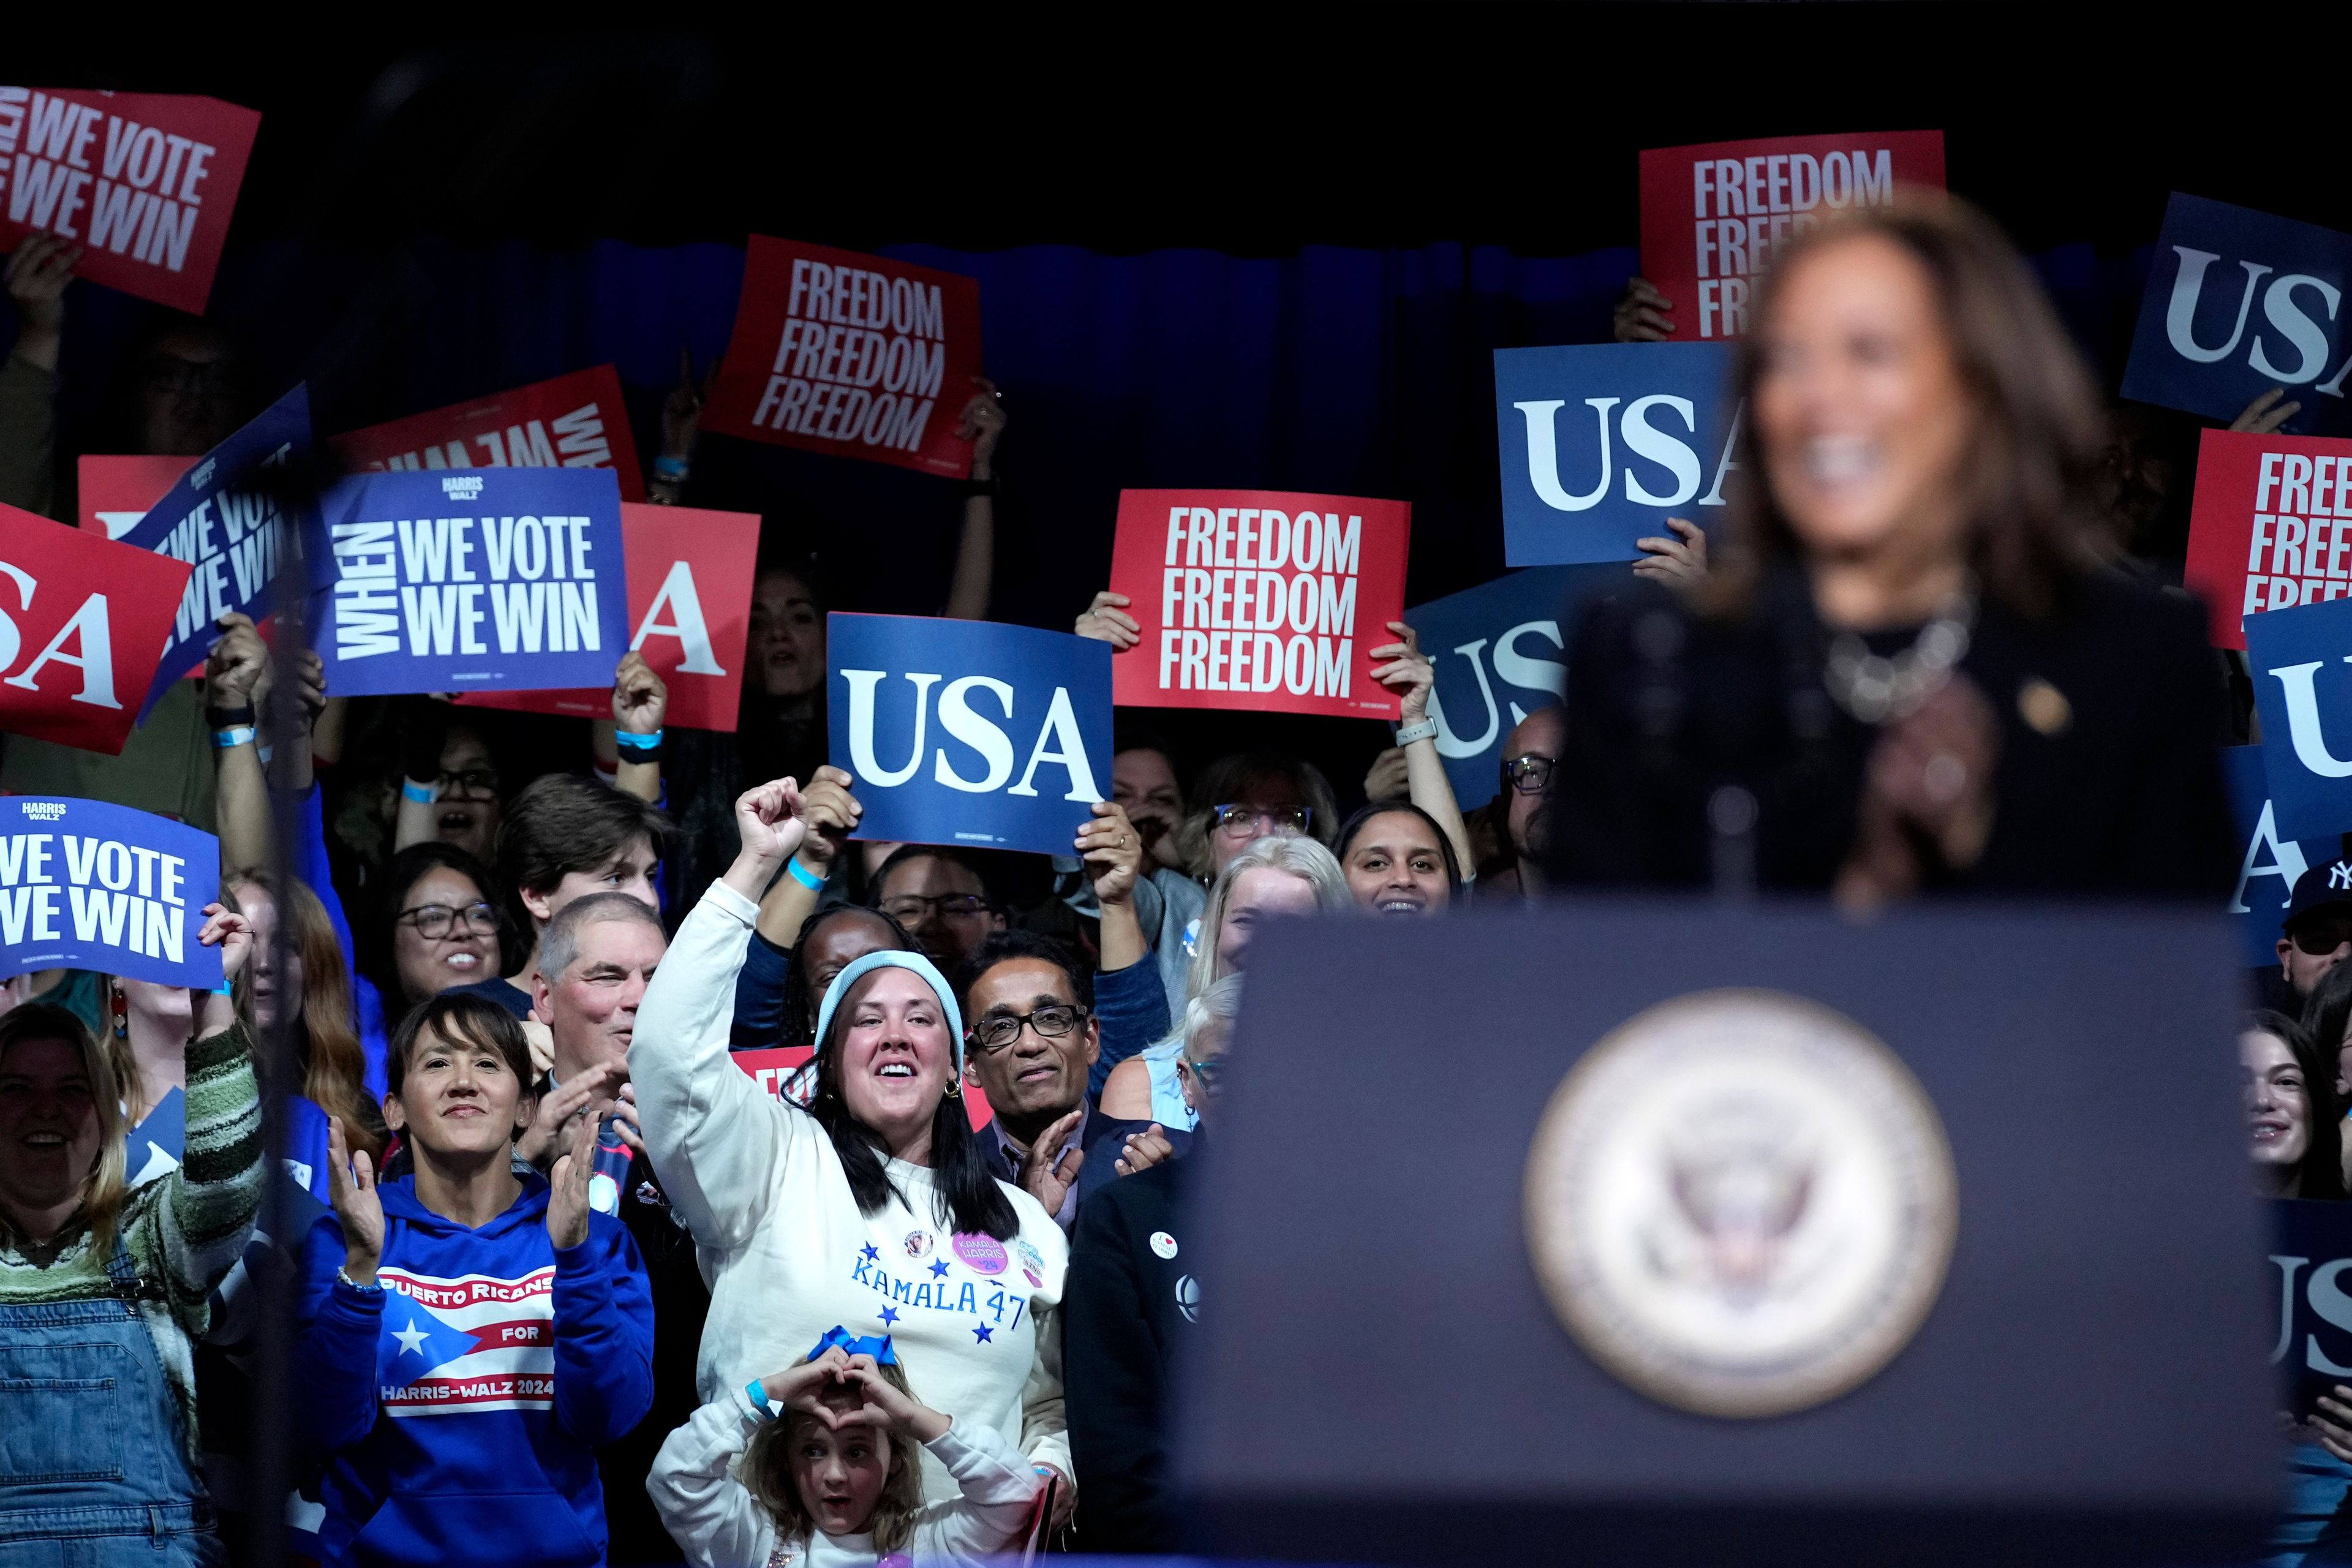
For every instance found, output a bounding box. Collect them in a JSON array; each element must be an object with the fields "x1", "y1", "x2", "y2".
[
  {"x1": 1335, "y1": 802, "x2": 1462, "y2": 917},
  {"x1": 1547, "y1": 193, "x2": 2234, "y2": 903},
  {"x1": 1100, "y1": 834, "x2": 1349, "y2": 1130},
  {"x1": 631, "y1": 779, "x2": 1078, "y2": 1533},
  {"x1": 2245, "y1": 1011, "x2": 2344, "y2": 1201},
  {"x1": 363, "y1": 843, "x2": 510, "y2": 1019},
  {"x1": 0, "y1": 908, "x2": 260, "y2": 1568}
]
